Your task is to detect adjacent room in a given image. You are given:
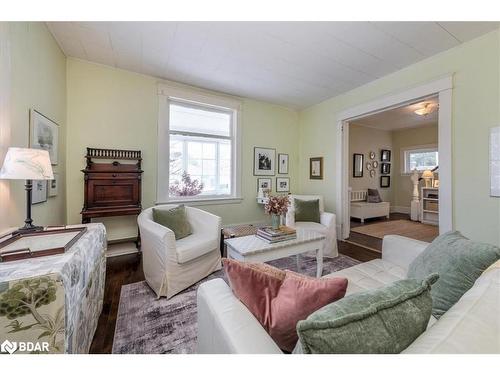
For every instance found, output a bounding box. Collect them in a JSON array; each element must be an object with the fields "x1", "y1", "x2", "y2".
[
  {"x1": 1, "y1": 20, "x2": 499, "y2": 358},
  {"x1": 347, "y1": 97, "x2": 440, "y2": 251}
]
